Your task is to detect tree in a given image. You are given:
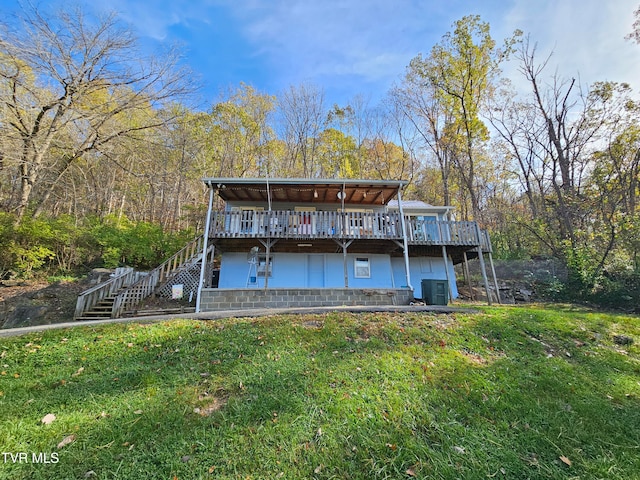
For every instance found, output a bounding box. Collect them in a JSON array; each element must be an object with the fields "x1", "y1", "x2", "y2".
[
  {"x1": 0, "y1": 6, "x2": 193, "y2": 224},
  {"x1": 490, "y1": 37, "x2": 639, "y2": 292},
  {"x1": 395, "y1": 15, "x2": 519, "y2": 220},
  {"x1": 277, "y1": 83, "x2": 325, "y2": 177},
  {"x1": 626, "y1": 4, "x2": 640, "y2": 44},
  {"x1": 204, "y1": 84, "x2": 276, "y2": 178}
]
